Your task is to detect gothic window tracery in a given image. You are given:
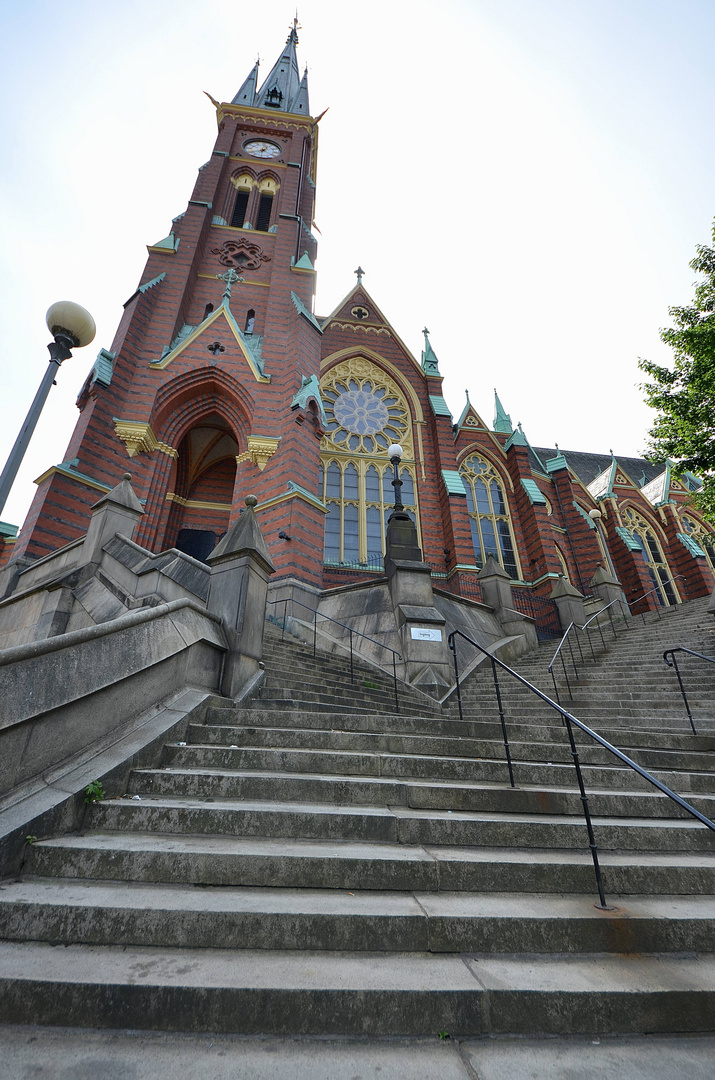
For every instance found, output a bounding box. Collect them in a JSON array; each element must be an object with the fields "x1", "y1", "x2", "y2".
[
  {"x1": 681, "y1": 514, "x2": 715, "y2": 573},
  {"x1": 622, "y1": 507, "x2": 677, "y2": 605},
  {"x1": 459, "y1": 453, "x2": 519, "y2": 578},
  {"x1": 319, "y1": 358, "x2": 418, "y2": 566}
]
